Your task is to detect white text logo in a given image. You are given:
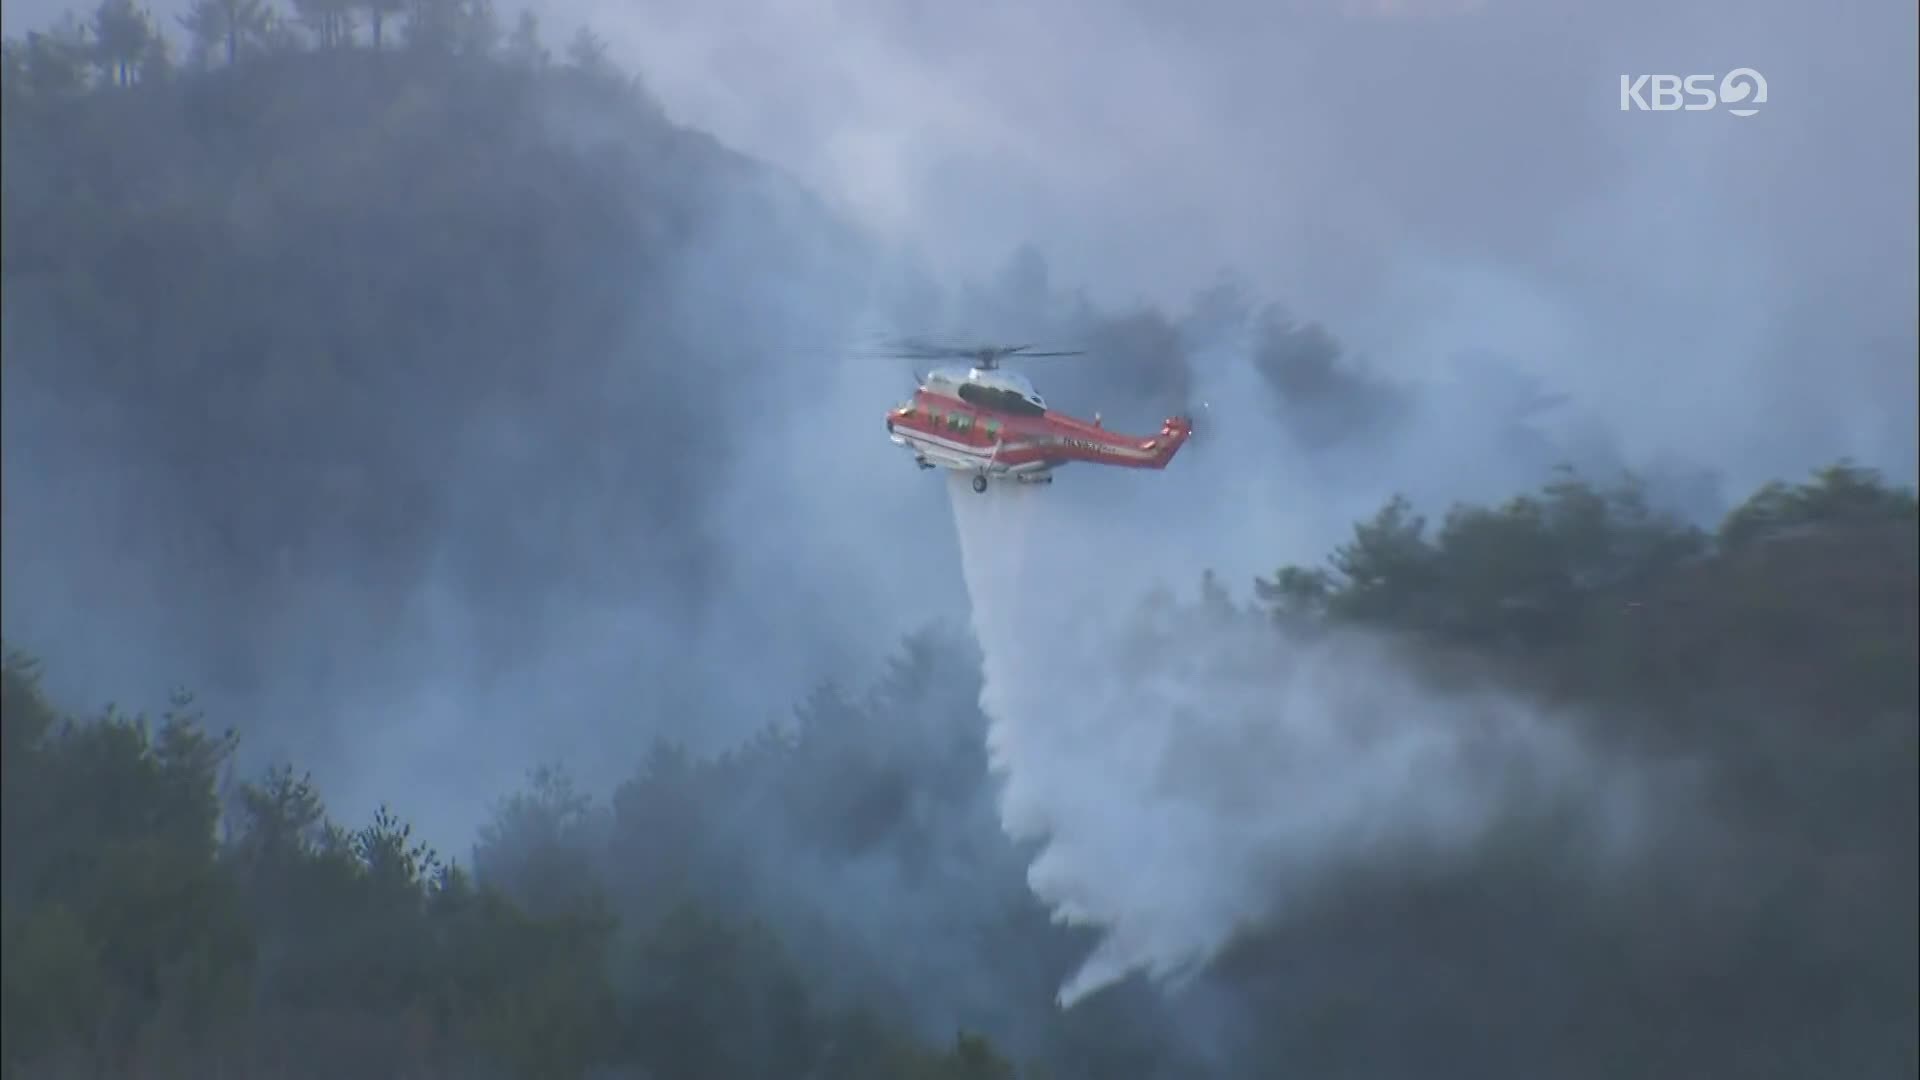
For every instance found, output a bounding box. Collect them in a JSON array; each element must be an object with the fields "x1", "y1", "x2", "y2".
[{"x1": 1619, "y1": 69, "x2": 1767, "y2": 117}]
